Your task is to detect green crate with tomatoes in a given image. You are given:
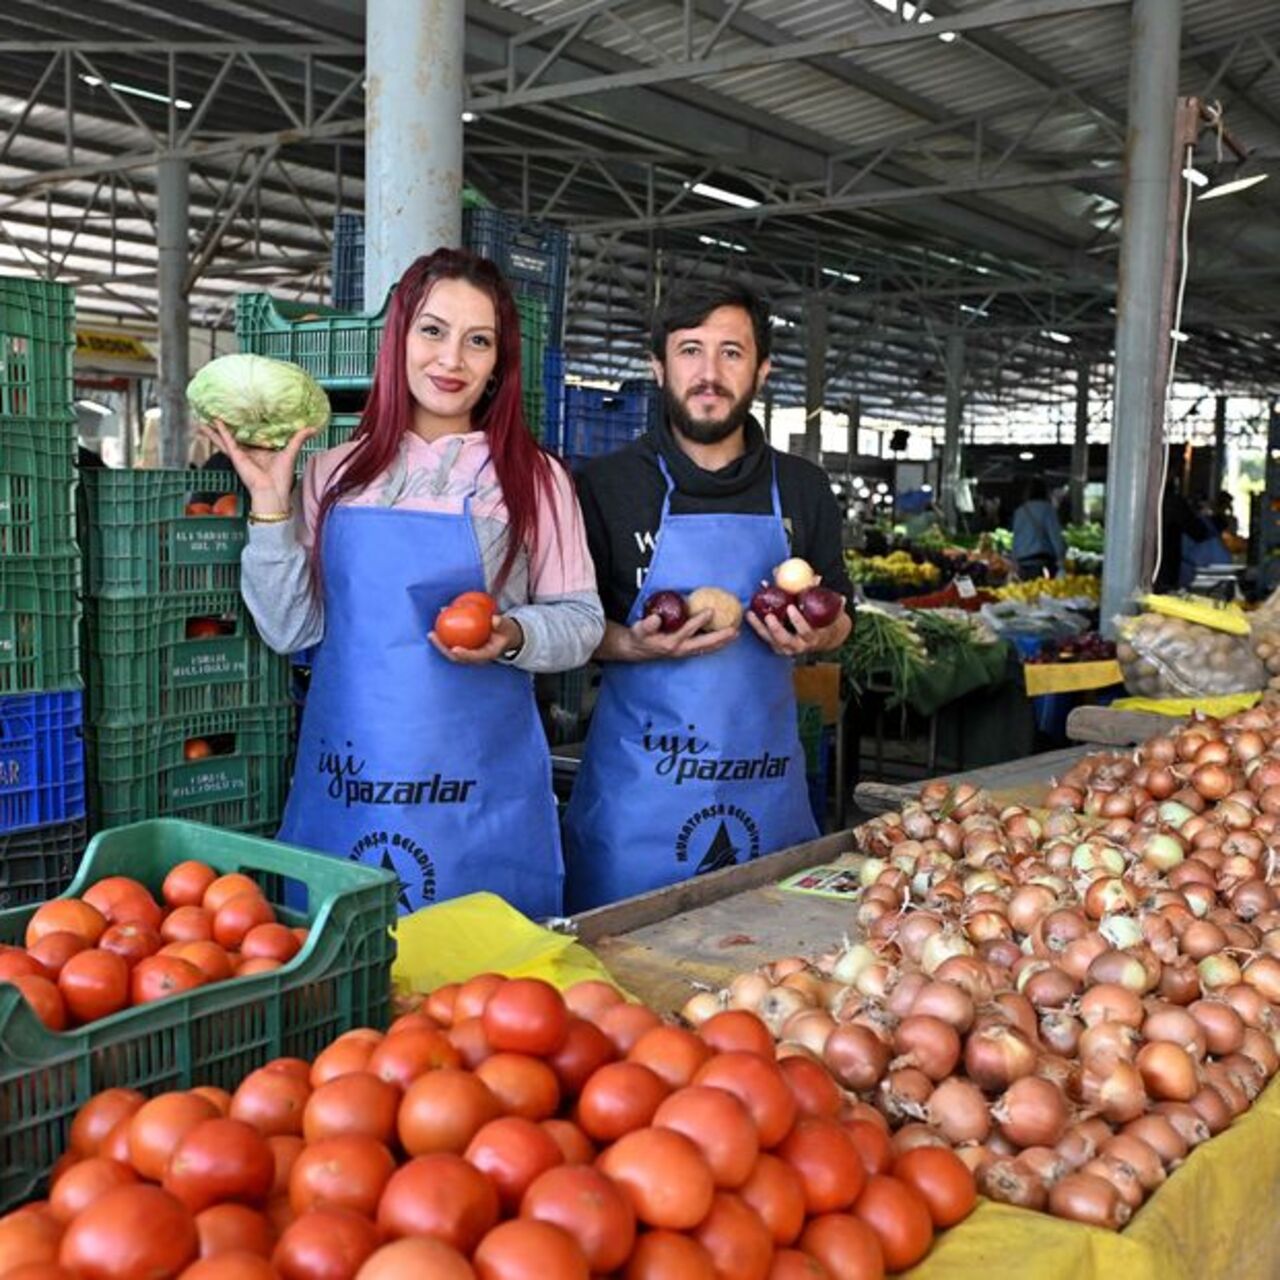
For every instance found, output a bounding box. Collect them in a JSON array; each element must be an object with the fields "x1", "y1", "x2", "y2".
[
  {"x1": 86, "y1": 704, "x2": 294, "y2": 833},
  {"x1": 0, "y1": 818, "x2": 397, "y2": 1211},
  {"x1": 84, "y1": 591, "x2": 290, "y2": 727}
]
